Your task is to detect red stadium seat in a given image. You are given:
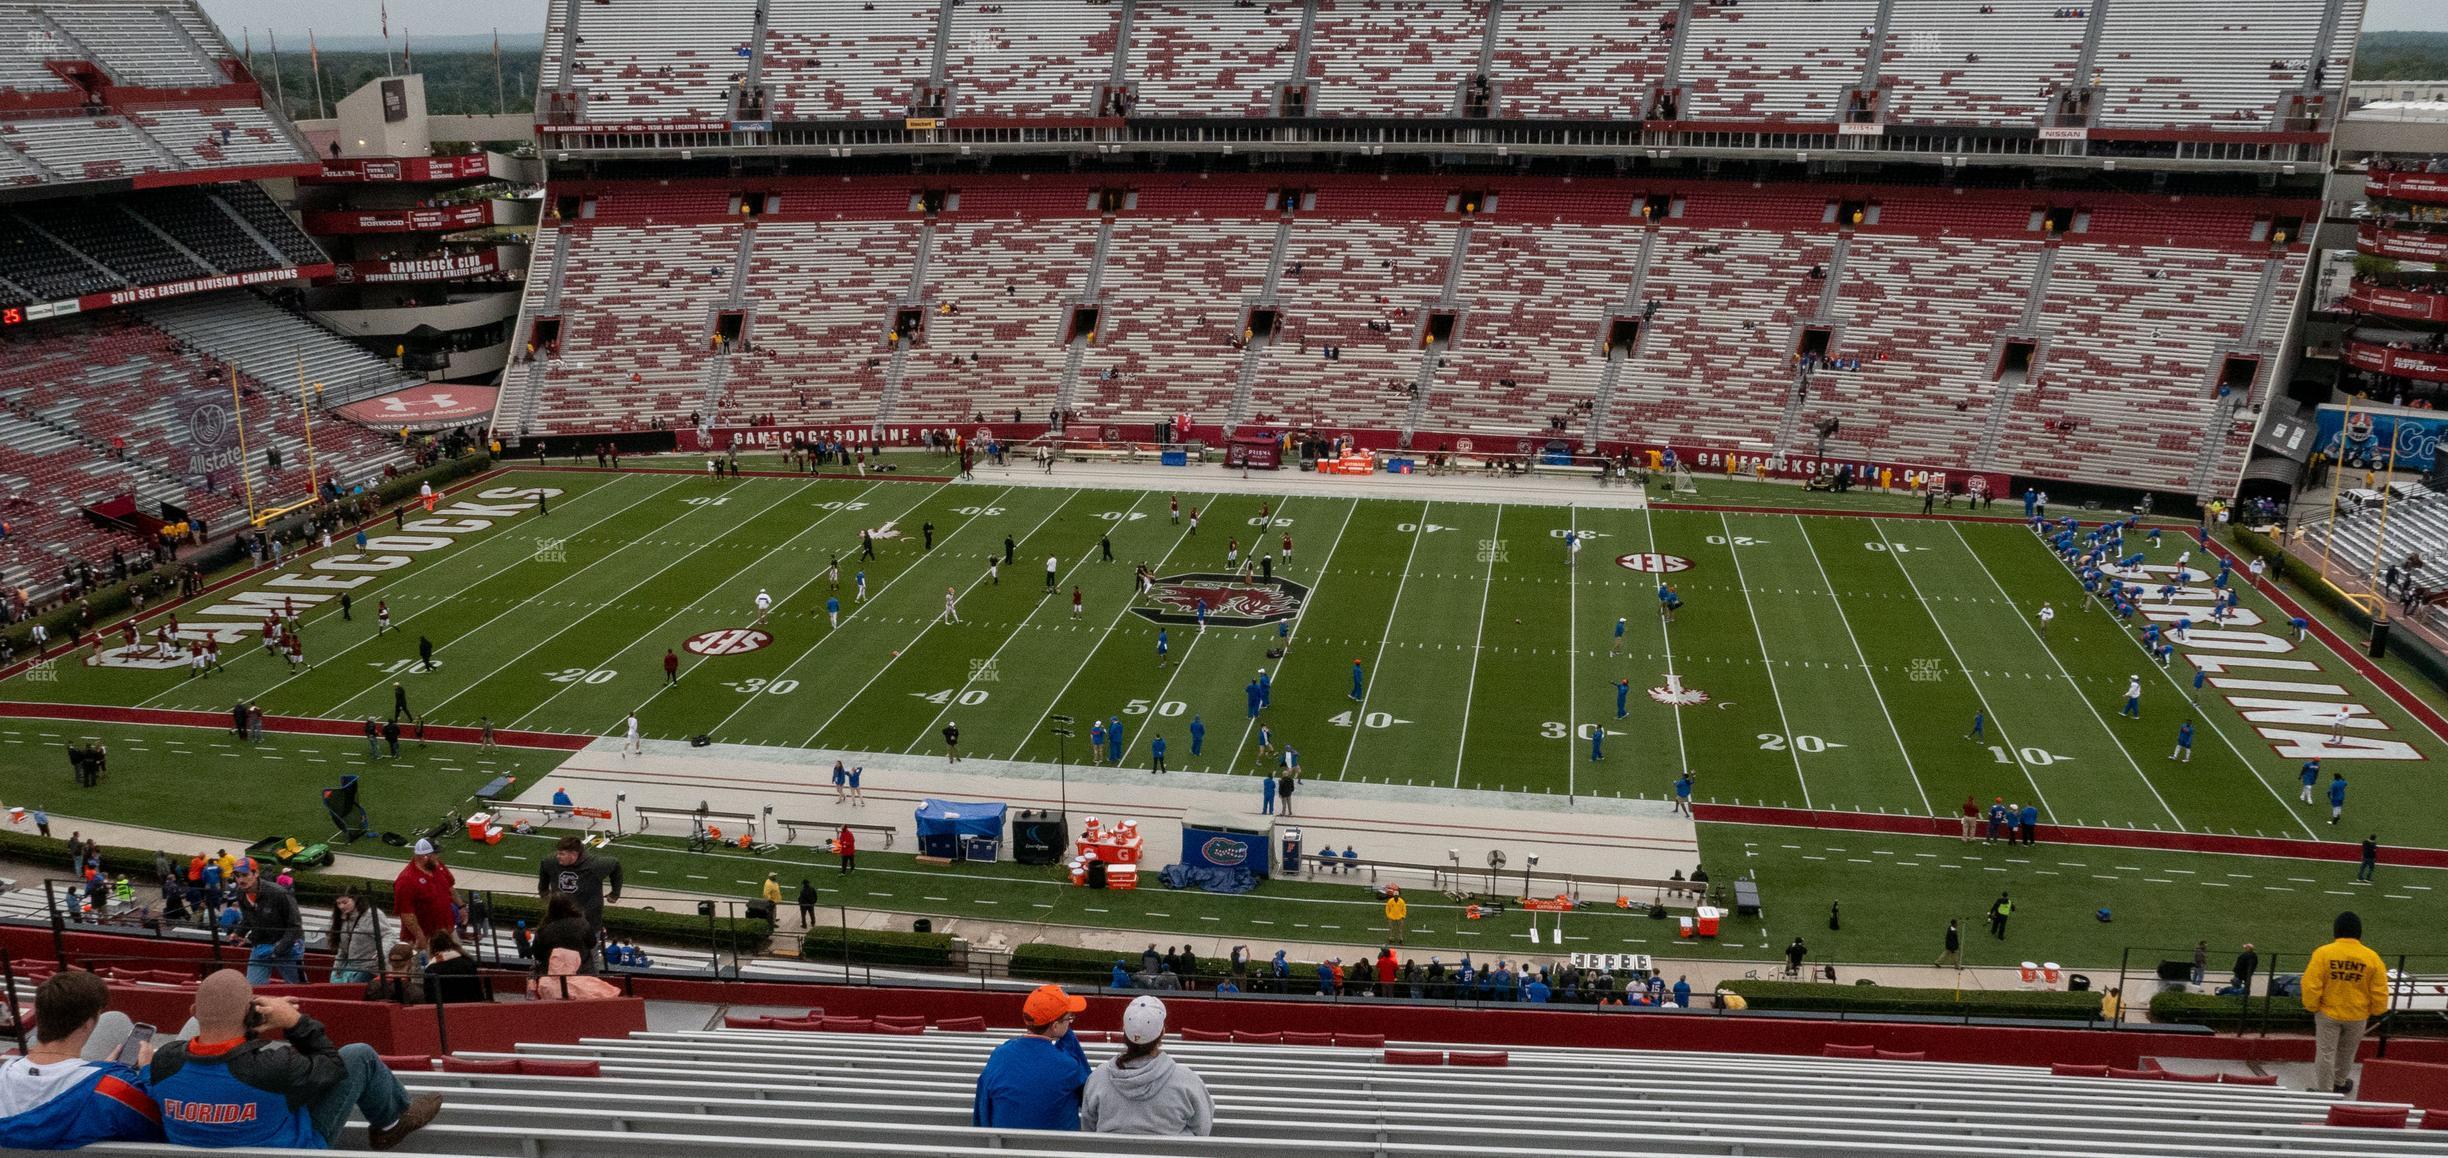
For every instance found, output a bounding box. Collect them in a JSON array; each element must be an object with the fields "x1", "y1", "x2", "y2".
[
  {"x1": 2050, "y1": 1063, "x2": 2111, "y2": 1077},
  {"x1": 516, "y1": 1058, "x2": 602, "y2": 1078},
  {"x1": 1447, "y1": 1051, "x2": 1510, "y2": 1067},
  {"x1": 1334, "y1": 1034, "x2": 1386, "y2": 1048},
  {"x1": 2161, "y1": 1070, "x2": 2220, "y2": 1083},
  {"x1": 2107, "y1": 1067, "x2": 2164, "y2": 1080},
  {"x1": 871, "y1": 1014, "x2": 927, "y2": 1028},
  {"x1": 1873, "y1": 1049, "x2": 1926, "y2": 1062},
  {"x1": 820, "y1": 1017, "x2": 873, "y2": 1033},
  {"x1": 1282, "y1": 1031, "x2": 1335, "y2": 1046},
  {"x1": 440, "y1": 1057, "x2": 519, "y2": 1074},
  {"x1": 721, "y1": 1015, "x2": 776, "y2": 1029},
  {"x1": 1822, "y1": 1044, "x2": 1877, "y2": 1058},
  {"x1": 1178, "y1": 1028, "x2": 1233, "y2": 1042},
  {"x1": 937, "y1": 1017, "x2": 988, "y2": 1033},
  {"x1": 1233, "y1": 1031, "x2": 1283, "y2": 1045},
  {"x1": 2420, "y1": 1109, "x2": 2448, "y2": 1129},
  {"x1": 377, "y1": 1055, "x2": 434, "y2": 1072},
  {"x1": 2326, "y1": 1103, "x2": 2411, "y2": 1129},
  {"x1": 2219, "y1": 1072, "x2": 2279, "y2": 1086},
  {"x1": 1383, "y1": 1049, "x2": 1446, "y2": 1066}
]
